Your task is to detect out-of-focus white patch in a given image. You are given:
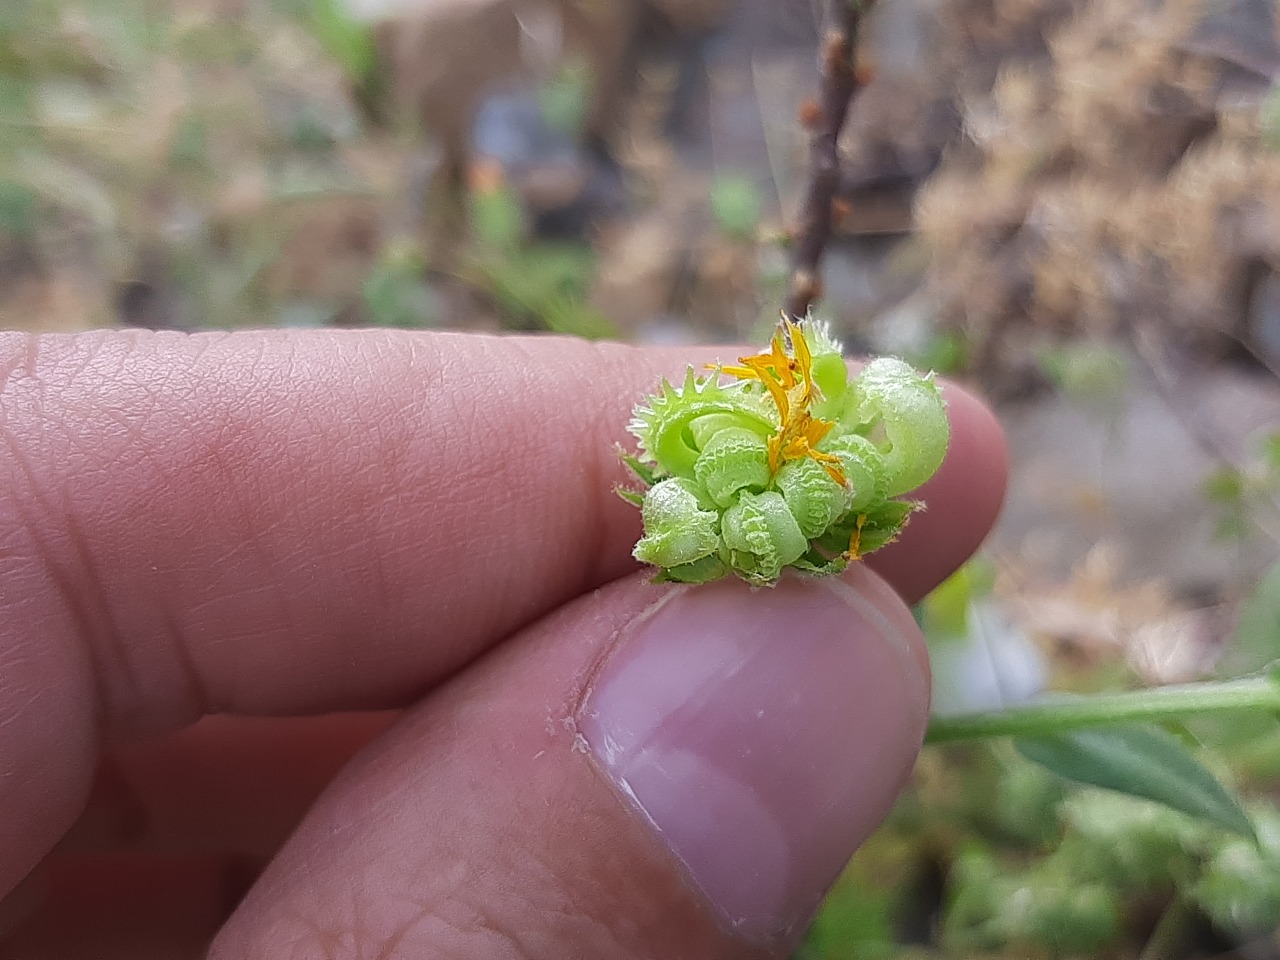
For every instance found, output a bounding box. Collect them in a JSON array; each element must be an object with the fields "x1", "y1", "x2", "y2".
[
  {"x1": 339, "y1": 0, "x2": 500, "y2": 24},
  {"x1": 930, "y1": 601, "x2": 1047, "y2": 717}
]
